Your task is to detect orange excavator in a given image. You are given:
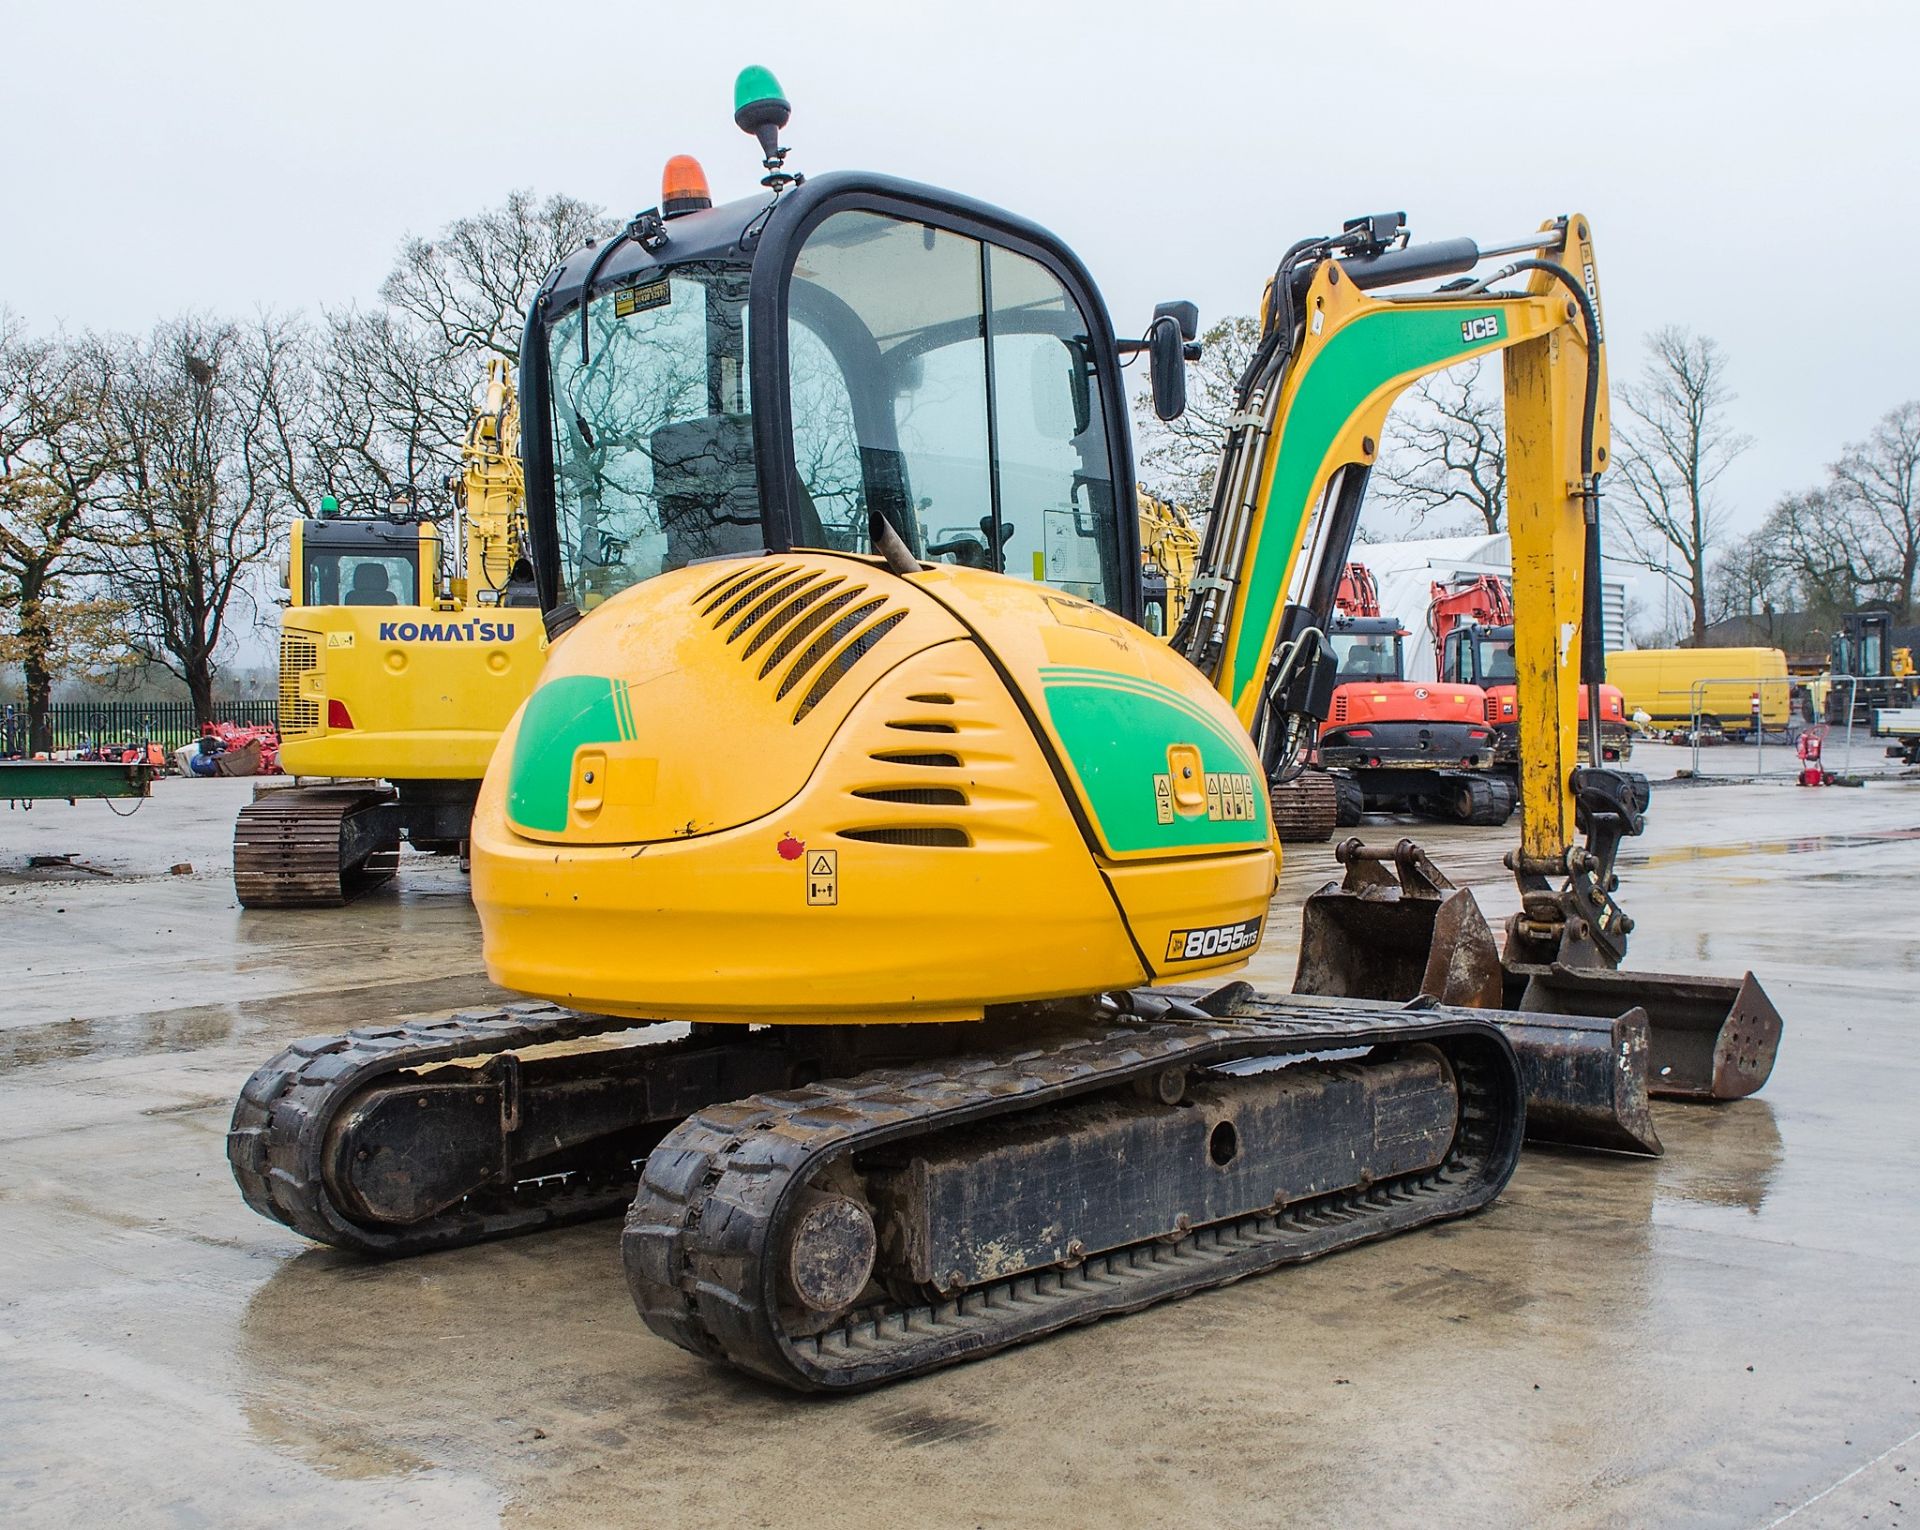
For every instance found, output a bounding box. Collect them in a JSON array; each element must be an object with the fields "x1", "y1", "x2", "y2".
[
  {"x1": 1431, "y1": 573, "x2": 1632, "y2": 765},
  {"x1": 1313, "y1": 562, "x2": 1514, "y2": 825}
]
